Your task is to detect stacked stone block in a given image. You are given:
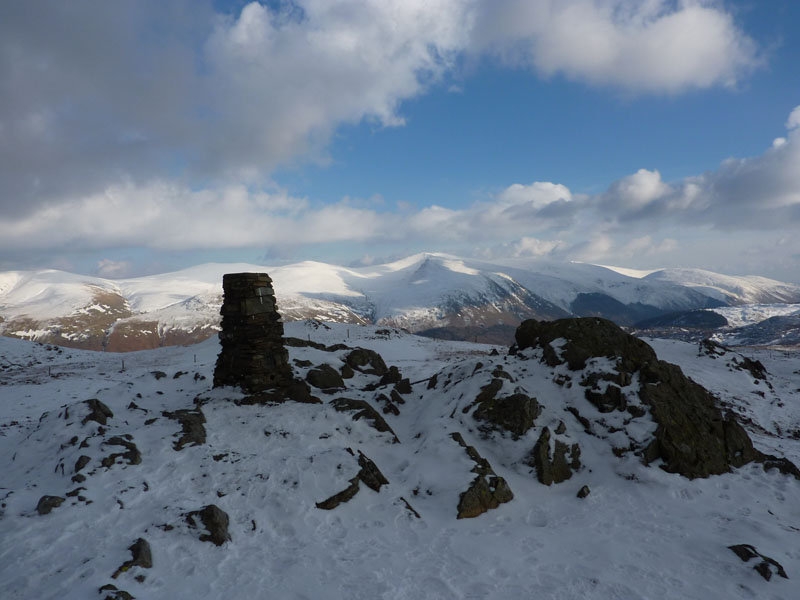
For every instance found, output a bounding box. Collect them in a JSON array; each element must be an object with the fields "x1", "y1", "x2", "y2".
[{"x1": 213, "y1": 273, "x2": 293, "y2": 393}]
